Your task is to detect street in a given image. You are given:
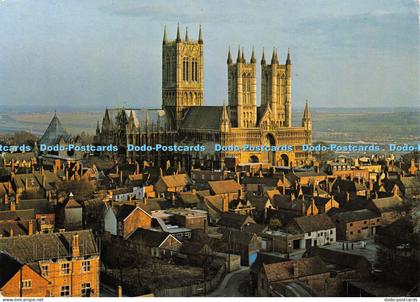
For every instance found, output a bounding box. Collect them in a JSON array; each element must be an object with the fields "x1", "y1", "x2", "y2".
[{"x1": 208, "y1": 267, "x2": 250, "y2": 297}]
